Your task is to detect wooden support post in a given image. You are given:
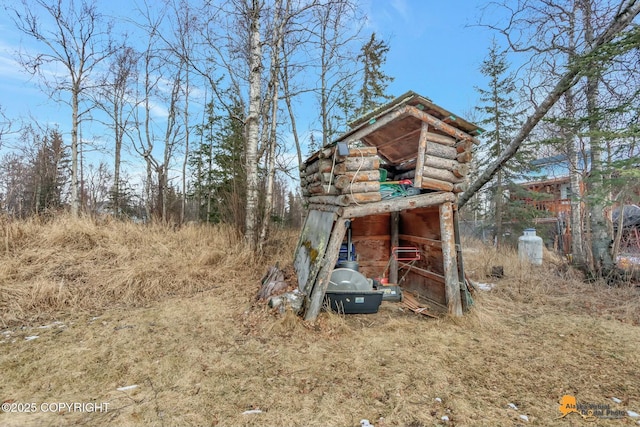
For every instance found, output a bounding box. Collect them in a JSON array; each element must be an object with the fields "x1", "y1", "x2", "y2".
[
  {"x1": 389, "y1": 211, "x2": 400, "y2": 283},
  {"x1": 414, "y1": 122, "x2": 429, "y2": 188},
  {"x1": 304, "y1": 218, "x2": 349, "y2": 321},
  {"x1": 439, "y1": 201, "x2": 463, "y2": 316}
]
